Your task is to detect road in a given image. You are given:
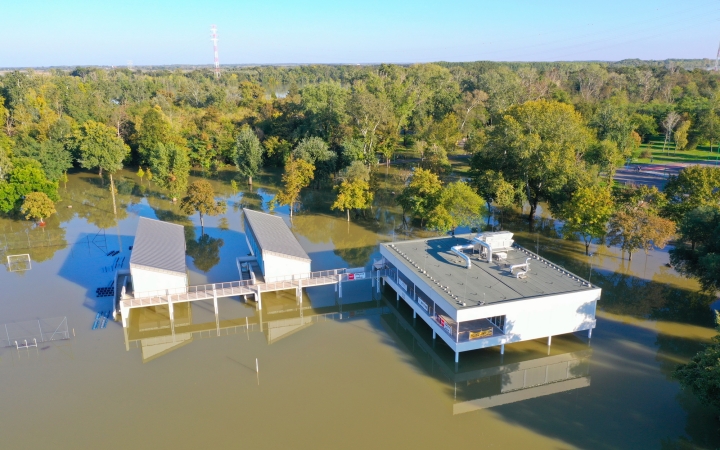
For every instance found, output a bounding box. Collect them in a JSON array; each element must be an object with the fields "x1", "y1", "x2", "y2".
[{"x1": 614, "y1": 161, "x2": 720, "y2": 188}]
